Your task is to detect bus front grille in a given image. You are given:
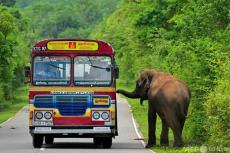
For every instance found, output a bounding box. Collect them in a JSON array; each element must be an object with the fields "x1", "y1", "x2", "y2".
[
  {"x1": 34, "y1": 95, "x2": 89, "y2": 116},
  {"x1": 34, "y1": 95, "x2": 53, "y2": 108},
  {"x1": 56, "y1": 95, "x2": 89, "y2": 116}
]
